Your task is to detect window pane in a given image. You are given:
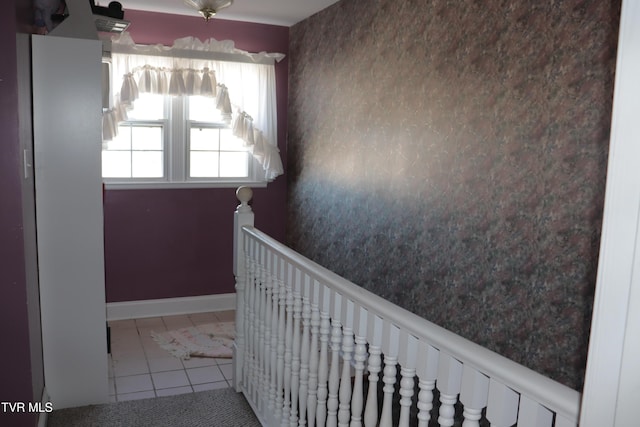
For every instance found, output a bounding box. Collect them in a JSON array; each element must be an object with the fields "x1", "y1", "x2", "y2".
[
  {"x1": 131, "y1": 126, "x2": 163, "y2": 150},
  {"x1": 132, "y1": 151, "x2": 164, "y2": 178},
  {"x1": 190, "y1": 128, "x2": 219, "y2": 151},
  {"x1": 102, "y1": 151, "x2": 131, "y2": 178},
  {"x1": 189, "y1": 96, "x2": 224, "y2": 122},
  {"x1": 219, "y1": 128, "x2": 245, "y2": 151},
  {"x1": 127, "y1": 94, "x2": 164, "y2": 120},
  {"x1": 220, "y1": 152, "x2": 249, "y2": 177},
  {"x1": 103, "y1": 92, "x2": 258, "y2": 183},
  {"x1": 190, "y1": 151, "x2": 220, "y2": 178},
  {"x1": 104, "y1": 126, "x2": 132, "y2": 151}
]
